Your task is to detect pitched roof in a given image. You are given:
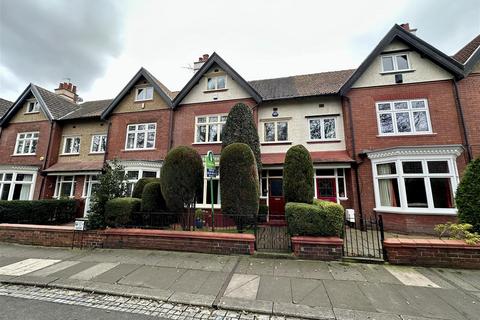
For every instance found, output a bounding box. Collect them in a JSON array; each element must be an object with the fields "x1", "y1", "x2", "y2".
[
  {"x1": 60, "y1": 99, "x2": 113, "y2": 120},
  {"x1": 249, "y1": 69, "x2": 355, "y2": 100},
  {"x1": 101, "y1": 67, "x2": 173, "y2": 119},
  {"x1": 0, "y1": 98, "x2": 12, "y2": 119},
  {"x1": 172, "y1": 52, "x2": 262, "y2": 107},
  {"x1": 44, "y1": 161, "x2": 104, "y2": 173},
  {"x1": 453, "y1": 35, "x2": 480, "y2": 63},
  {"x1": 340, "y1": 24, "x2": 465, "y2": 95}
]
